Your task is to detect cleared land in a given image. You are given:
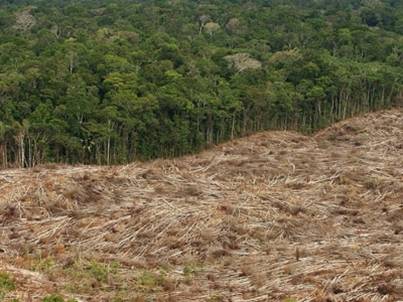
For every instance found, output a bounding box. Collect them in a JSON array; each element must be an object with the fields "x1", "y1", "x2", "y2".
[{"x1": 0, "y1": 109, "x2": 402, "y2": 302}]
